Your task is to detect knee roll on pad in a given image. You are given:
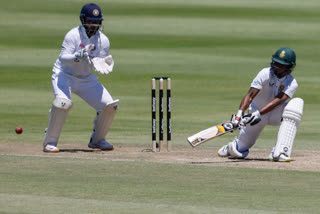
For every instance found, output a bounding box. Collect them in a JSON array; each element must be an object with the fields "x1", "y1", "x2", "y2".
[
  {"x1": 53, "y1": 97, "x2": 72, "y2": 110},
  {"x1": 273, "y1": 98, "x2": 304, "y2": 159},
  {"x1": 282, "y1": 98, "x2": 303, "y2": 122}
]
